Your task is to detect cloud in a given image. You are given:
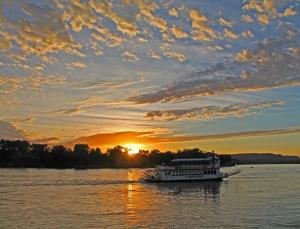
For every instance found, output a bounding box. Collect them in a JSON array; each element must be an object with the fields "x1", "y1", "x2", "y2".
[
  {"x1": 189, "y1": 9, "x2": 207, "y2": 23},
  {"x1": 0, "y1": 121, "x2": 25, "y2": 140},
  {"x1": 0, "y1": 75, "x2": 66, "y2": 95},
  {"x1": 122, "y1": 50, "x2": 139, "y2": 62},
  {"x1": 57, "y1": 0, "x2": 124, "y2": 48},
  {"x1": 70, "y1": 77, "x2": 144, "y2": 91},
  {"x1": 189, "y1": 9, "x2": 217, "y2": 42},
  {"x1": 0, "y1": 96, "x2": 12, "y2": 105},
  {"x1": 223, "y1": 28, "x2": 240, "y2": 39},
  {"x1": 128, "y1": 35, "x2": 300, "y2": 104},
  {"x1": 89, "y1": 0, "x2": 138, "y2": 37},
  {"x1": 64, "y1": 131, "x2": 154, "y2": 147},
  {"x1": 136, "y1": 1, "x2": 169, "y2": 33},
  {"x1": 241, "y1": 30, "x2": 254, "y2": 38},
  {"x1": 242, "y1": 0, "x2": 279, "y2": 16},
  {"x1": 93, "y1": 27, "x2": 123, "y2": 47},
  {"x1": 28, "y1": 75, "x2": 66, "y2": 89},
  {"x1": 171, "y1": 25, "x2": 189, "y2": 39},
  {"x1": 64, "y1": 127, "x2": 300, "y2": 148},
  {"x1": 51, "y1": 107, "x2": 82, "y2": 115},
  {"x1": 2, "y1": 2, "x2": 83, "y2": 58},
  {"x1": 235, "y1": 49, "x2": 252, "y2": 62},
  {"x1": 218, "y1": 17, "x2": 234, "y2": 27},
  {"x1": 168, "y1": 8, "x2": 179, "y2": 17},
  {"x1": 163, "y1": 51, "x2": 186, "y2": 62},
  {"x1": 147, "y1": 49, "x2": 161, "y2": 60},
  {"x1": 281, "y1": 7, "x2": 297, "y2": 17},
  {"x1": 66, "y1": 61, "x2": 86, "y2": 69},
  {"x1": 145, "y1": 101, "x2": 286, "y2": 121},
  {"x1": 89, "y1": 39, "x2": 104, "y2": 56},
  {"x1": 0, "y1": 31, "x2": 13, "y2": 51},
  {"x1": 0, "y1": 76, "x2": 23, "y2": 94},
  {"x1": 257, "y1": 14, "x2": 270, "y2": 24},
  {"x1": 58, "y1": 0, "x2": 97, "y2": 32},
  {"x1": 241, "y1": 15, "x2": 254, "y2": 23},
  {"x1": 30, "y1": 137, "x2": 59, "y2": 144},
  {"x1": 242, "y1": 0, "x2": 296, "y2": 24}
]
